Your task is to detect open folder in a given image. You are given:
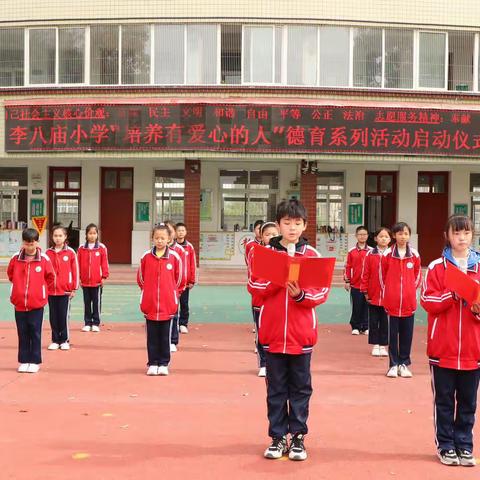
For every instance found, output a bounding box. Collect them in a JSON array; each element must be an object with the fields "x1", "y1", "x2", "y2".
[
  {"x1": 444, "y1": 261, "x2": 480, "y2": 304},
  {"x1": 251, "y1": 244, "x2": 336, "y2": 289}
]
